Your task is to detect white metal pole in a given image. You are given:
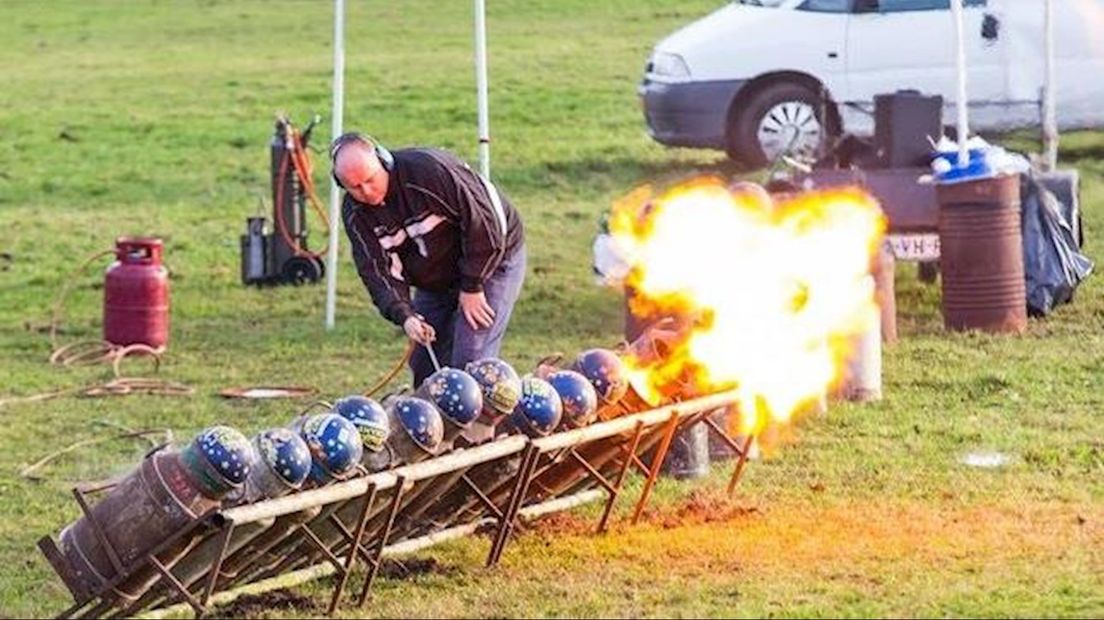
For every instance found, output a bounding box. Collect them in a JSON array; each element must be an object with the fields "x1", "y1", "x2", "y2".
[
  {"x1": 325, "y1": 0, "x2": 345, "y2": 330},
  {"x1": 1042, "y1": 0, "x2": 1058, "y2": 171},
  {"x1": 951, "y1": 0, "x2": 970, "y2": 167},
  {"x1": 474, "y1": 0, "x2": 491, "y2": 178}
]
